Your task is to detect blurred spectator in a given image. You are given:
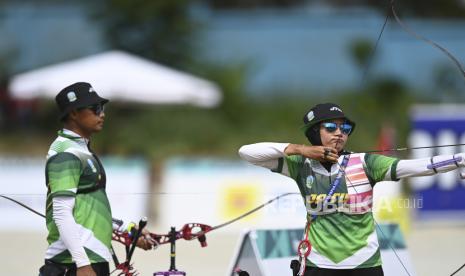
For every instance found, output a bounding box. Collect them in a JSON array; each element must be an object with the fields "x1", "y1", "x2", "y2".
[
  {"x1": 376, "y1": 122, "x2": 397, "y2": 154},
  {"x1": 0, "y1": 78, "x2": 40, "y2": 130},
  {"x1": 0, "y1": 79, "x2": 9, "y2": 129},
  {"x1": 13, "y1": 98, "x2": 38, "y2": 129}
]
